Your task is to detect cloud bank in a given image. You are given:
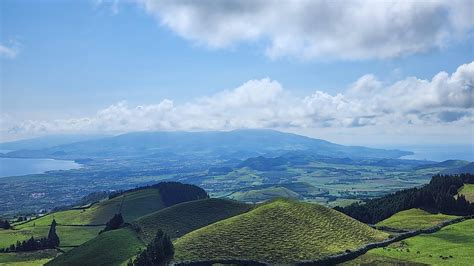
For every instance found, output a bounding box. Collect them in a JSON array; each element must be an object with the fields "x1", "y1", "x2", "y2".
[
  {"x1": 135, "y1": 0, "x2": 473, "y2": 60},
  {"x1": 2, "y1": 62, "x2": 473, "y2": 143}
]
